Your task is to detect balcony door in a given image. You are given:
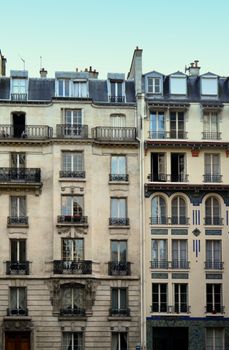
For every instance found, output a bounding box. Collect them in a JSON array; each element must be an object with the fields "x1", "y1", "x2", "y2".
[
  {"x1": 171, "y1": 153, "x2": 185, "y2": 182},
  {"x1": 5, "y1": 332, "x2": 30, "y2": 350},
  {"x1": 151, "y1": 153, "x2": 166, "y2": 181},
  {"x1": 12, "y1": 113, "x2": 25, "y2": 138}
]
